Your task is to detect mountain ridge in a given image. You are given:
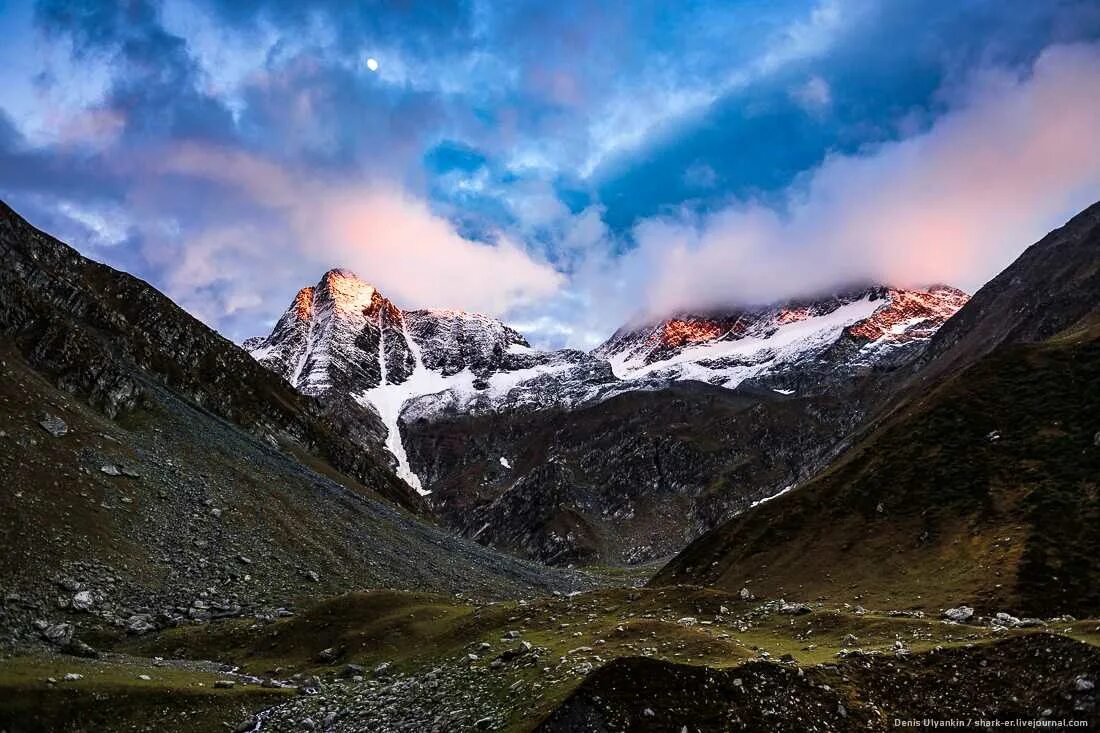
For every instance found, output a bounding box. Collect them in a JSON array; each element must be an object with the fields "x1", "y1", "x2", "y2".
[
  {"x1": 652, "y1": 200, "x2": 1100, "y2": 616},
  {"x1": 247, "y1": 270, "x2": 969, "y2": 503}
]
